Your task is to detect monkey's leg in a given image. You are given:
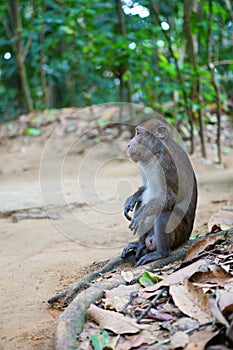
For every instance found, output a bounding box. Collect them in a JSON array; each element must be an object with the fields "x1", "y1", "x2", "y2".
[
  {"x1": 121, "y1": 235, "x2": 146, "y2": 259},
  {"x1": 135, "y1": 212, "x2": 170, "y2": 266}
]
